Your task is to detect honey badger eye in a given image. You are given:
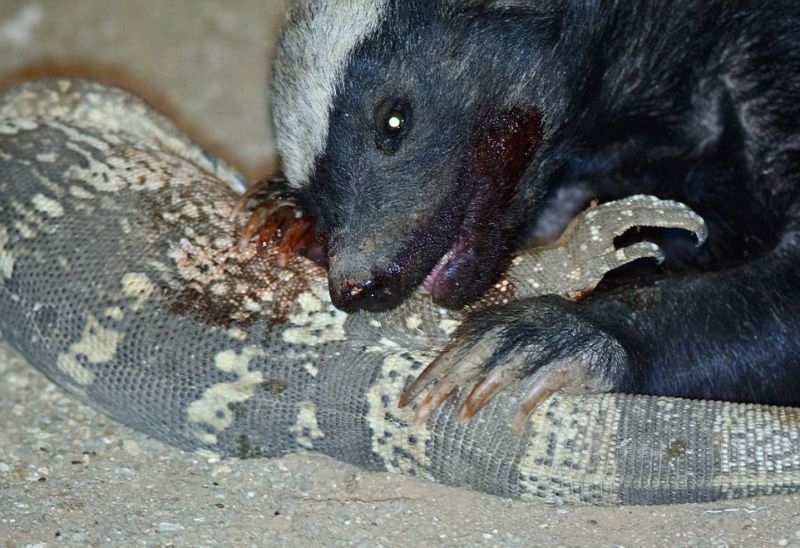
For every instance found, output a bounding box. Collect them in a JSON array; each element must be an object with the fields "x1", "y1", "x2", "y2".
[
  {"x1": 375, "y1": 97, "x2": 412, "y2": 155},
  {"x1": 385, "y1": 111, "x2": 405, "y2": 133}
]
